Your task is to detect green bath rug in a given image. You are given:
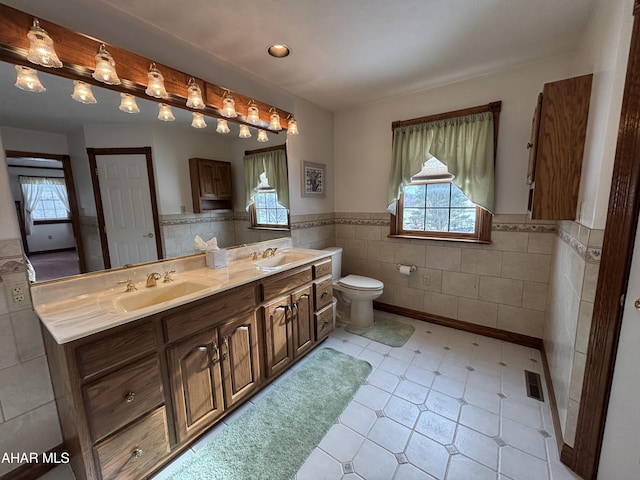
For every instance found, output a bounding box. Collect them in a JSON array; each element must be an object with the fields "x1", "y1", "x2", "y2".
[
  {"x1": 166, "y1": 347, "x2": 371, "y2": 480},
  {"x1": 346, "y1": 315, "x2": 415, "y2": 347}
]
